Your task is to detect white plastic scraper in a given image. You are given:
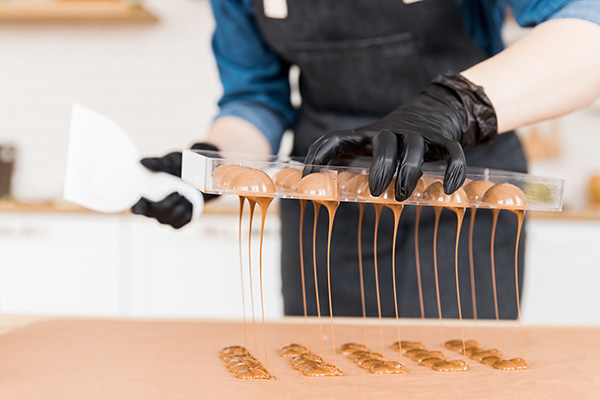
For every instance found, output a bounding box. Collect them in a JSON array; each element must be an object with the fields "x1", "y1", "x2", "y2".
[{"x1": 64, "y1": 104, "x2": 203, "y2": 219}]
